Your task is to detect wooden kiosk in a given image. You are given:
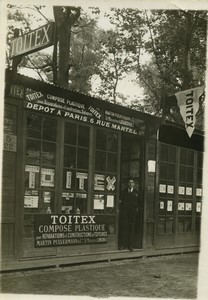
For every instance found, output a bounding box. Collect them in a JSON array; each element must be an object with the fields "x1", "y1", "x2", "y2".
[{"x1": 1, "y1": 70, "x2": 203, "y2": 271}]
